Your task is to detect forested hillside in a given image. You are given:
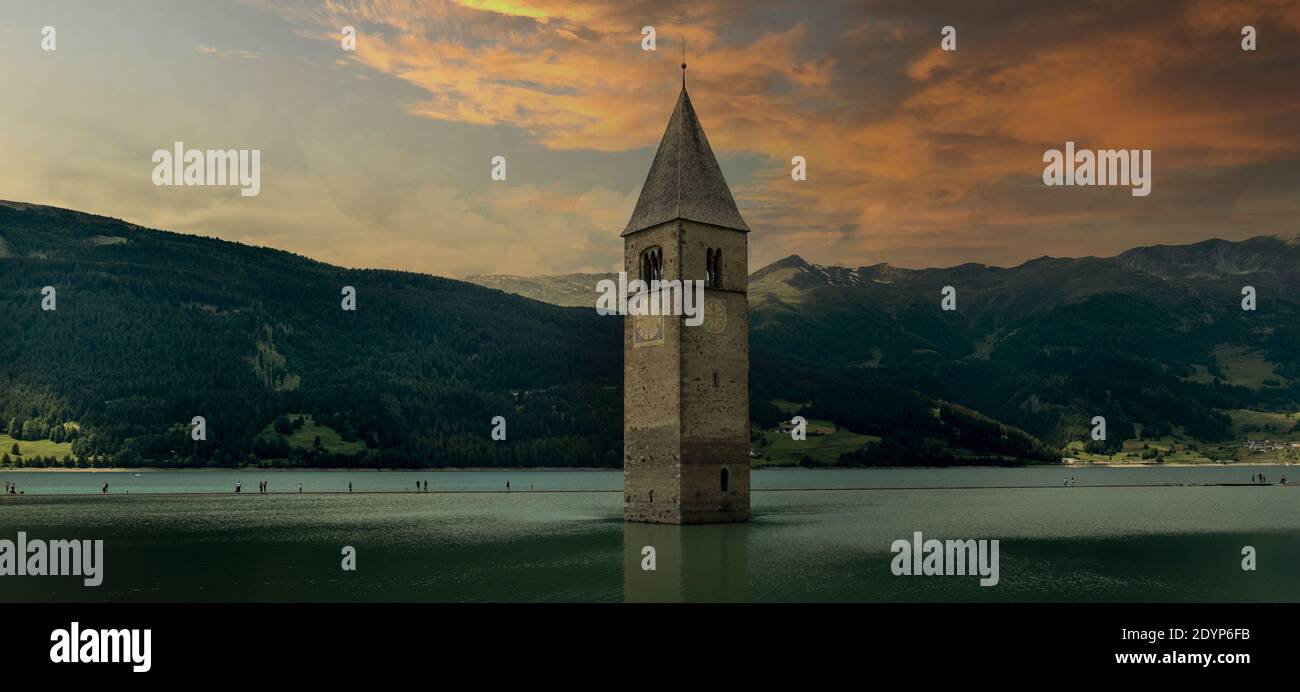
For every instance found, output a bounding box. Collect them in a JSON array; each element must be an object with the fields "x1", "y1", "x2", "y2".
[
  {"x1": 746, "y1": 246, "x2": 1300, "y2": 456},
  {"x1": 21, "y1": 201, "x2": 1289, "y2": 469},
  {"x1": 474, "y1": 235, "x2": 1300, "y2": 464},
  {"x1": 1, "y1": 201, "x2": 1055, "y2": 469},
  {"x1": 0, "y1": 202, "x2": 621, "y2": 469}
]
